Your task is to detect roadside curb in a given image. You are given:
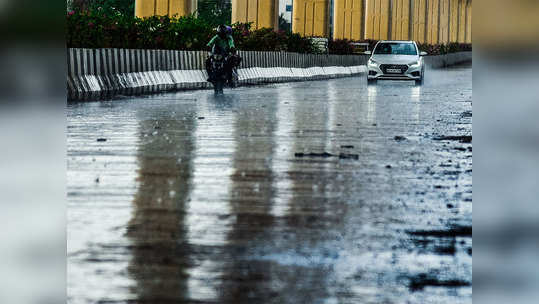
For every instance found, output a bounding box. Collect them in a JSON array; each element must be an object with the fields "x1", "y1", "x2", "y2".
[{"x1": 67, "y1": 66, "x2": 367, "y2": 101}]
